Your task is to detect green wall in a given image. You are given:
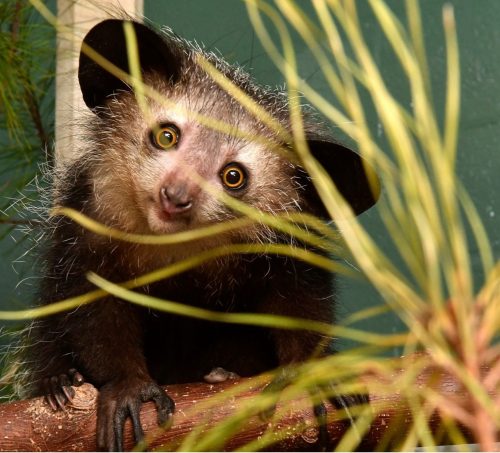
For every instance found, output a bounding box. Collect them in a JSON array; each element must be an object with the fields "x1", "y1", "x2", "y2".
[
  {"x1": 144, "y1": 0, "x2": 500, "y2": 352},
  {"x1": 0, "y1": 1, "x2": 56, "y2": 315},
  {"x1": 1, "y1": 1, "x2": 499, "y2": 357}
]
